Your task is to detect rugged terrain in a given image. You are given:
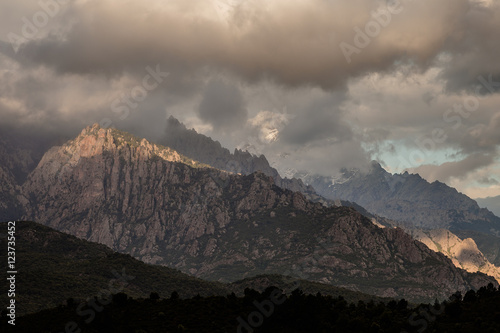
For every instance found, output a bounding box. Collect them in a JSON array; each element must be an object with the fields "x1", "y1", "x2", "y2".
[
  {"x1": 408, "y1": 229, "x2": 500, "y2": 284},
  {"x1": 298, "y1": 162, "x2": 500, "y2": 266},
  {"x1": 0, "y1": 128, "x2": 64, "y2": 221},
  {"x1": 17, "y1": 124, "x2": 497, "y2": 302},
  {"x1": 0, "y1": 221, "x2": 229, "y2": 316}
]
